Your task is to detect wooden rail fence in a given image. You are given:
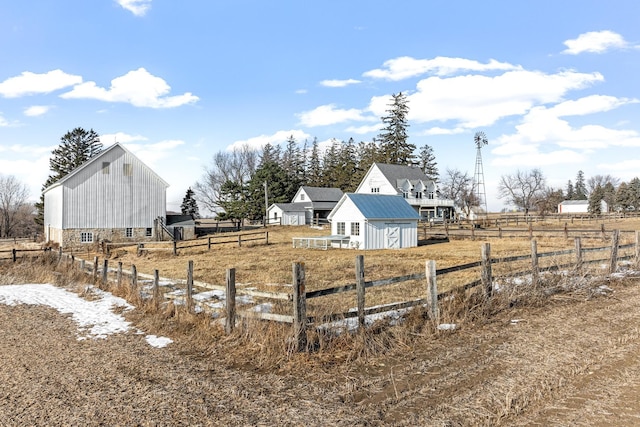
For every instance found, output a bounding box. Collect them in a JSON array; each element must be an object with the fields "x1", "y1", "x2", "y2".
[{"x1": 5, "y1": 230, "x2": 639, "y2": 353}]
